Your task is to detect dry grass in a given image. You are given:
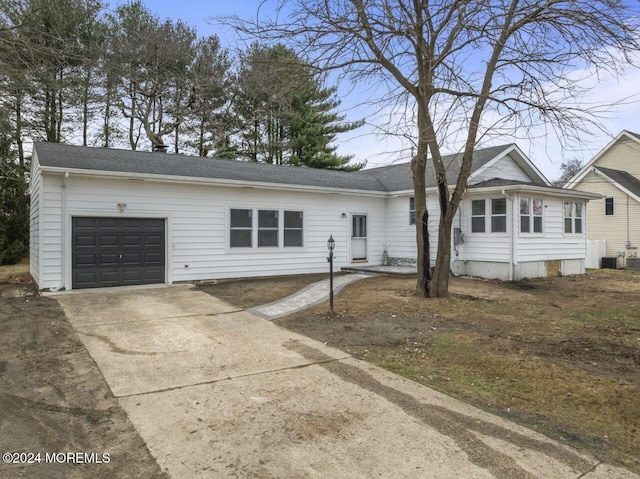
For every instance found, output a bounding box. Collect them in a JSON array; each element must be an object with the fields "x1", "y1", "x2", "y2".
[
  {"x1": 0, "y1": 258, "x2": 30, "y2": 282},
  {"x1": 271, "y1": 271, "x2": 640, "y2": 473}
]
